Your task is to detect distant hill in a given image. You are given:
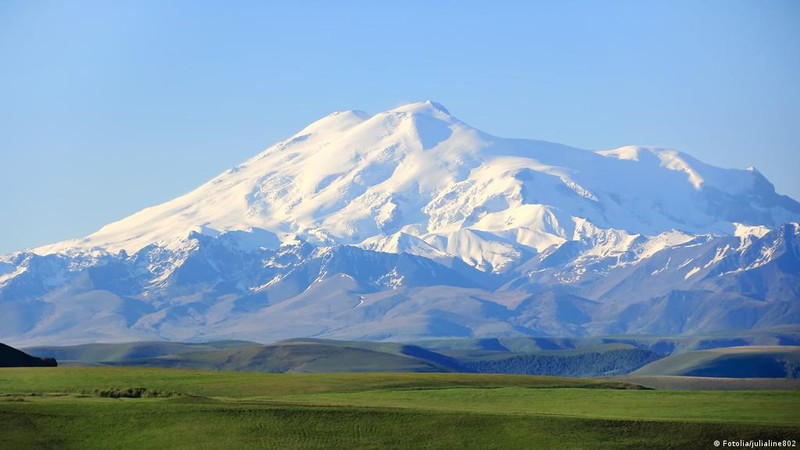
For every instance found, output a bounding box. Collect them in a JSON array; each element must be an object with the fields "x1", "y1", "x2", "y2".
[
  {"x1": 21, "y1": 334, "x2": 800, "y2": 378},
  {"x1": 25, "y1": 338, "x2": 660, "y2": 376},
  {"x1": 116, "y1": 341, "x2": 454, "y2": 373},
  {"x1": 633, "y1": 346, "x2": 800, "y2": 378},
  {"x1": 0, "y1": 343, "x2": 56, "y2": 367},
  {"x1": 24, "y1": 340, "x2": 256, "y2": 365}
]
